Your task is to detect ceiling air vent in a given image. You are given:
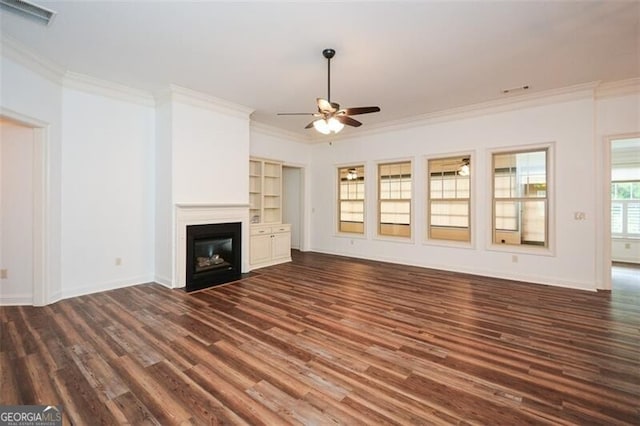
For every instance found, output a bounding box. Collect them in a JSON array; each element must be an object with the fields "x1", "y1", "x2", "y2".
[{"x1": 0, "y1": 0, "x2": 56, "y2": 25}]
